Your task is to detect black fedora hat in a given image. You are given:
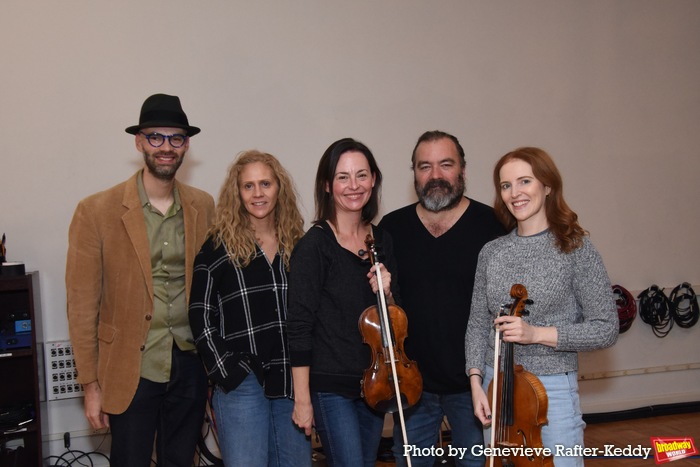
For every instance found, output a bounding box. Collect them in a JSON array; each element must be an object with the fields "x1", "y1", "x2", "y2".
[{"x1": 125, "y1": 93, "x2": 201, "y2": 136}]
